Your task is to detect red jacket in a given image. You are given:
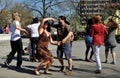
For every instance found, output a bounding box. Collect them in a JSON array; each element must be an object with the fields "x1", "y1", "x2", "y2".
[{"x1": 91, "y1": 23, "x2": 108, "y2": 45}]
